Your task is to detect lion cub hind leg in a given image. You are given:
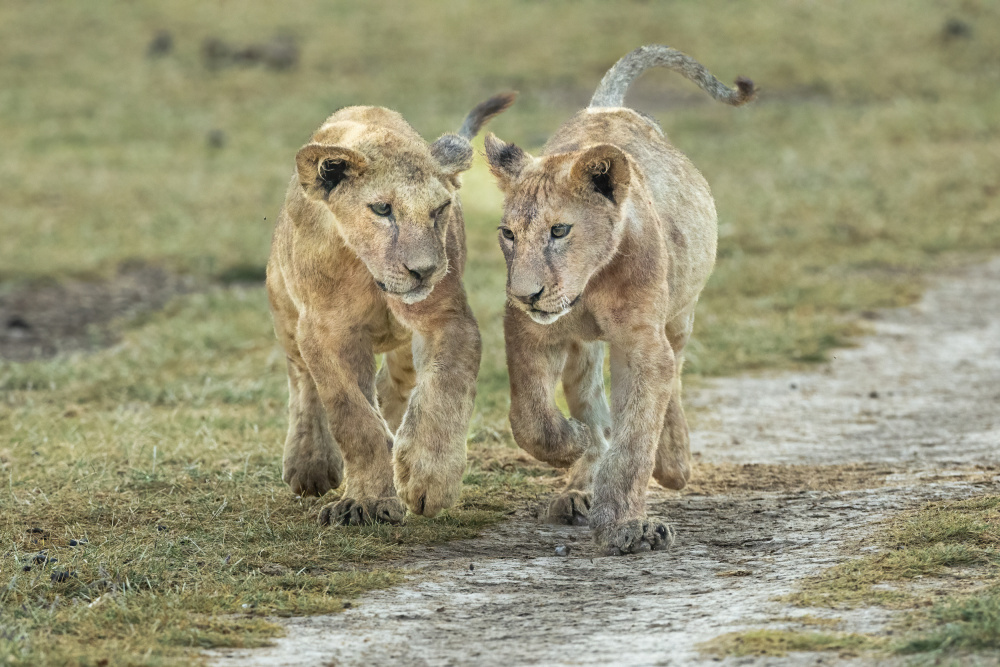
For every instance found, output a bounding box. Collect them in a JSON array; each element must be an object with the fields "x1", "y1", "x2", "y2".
[
  {"x1": 652, "y1": 373, "x2": 691, "y2": 490},
  {"x1": 376, "y1": 345, "x2": 417, "y2": 434},
  {"x1": 653, "y1": 309, "x2": 695, "y2": 490},
  {"x1": 282, "y1": 360, "x2": 345, "y2": 497},
  {"x1": 545, "y1": 341, "x2": 611, "y2": 526}
]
